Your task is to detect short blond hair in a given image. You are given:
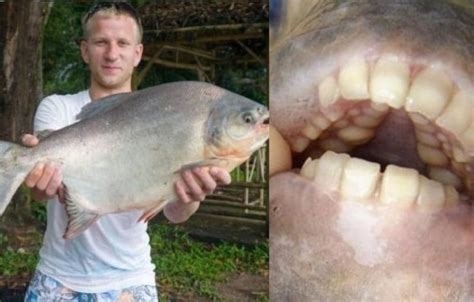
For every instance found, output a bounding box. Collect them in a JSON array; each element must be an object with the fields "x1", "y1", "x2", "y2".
[{"x1": 81, "y1": 2, "x2": 143, "y2": 43}]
